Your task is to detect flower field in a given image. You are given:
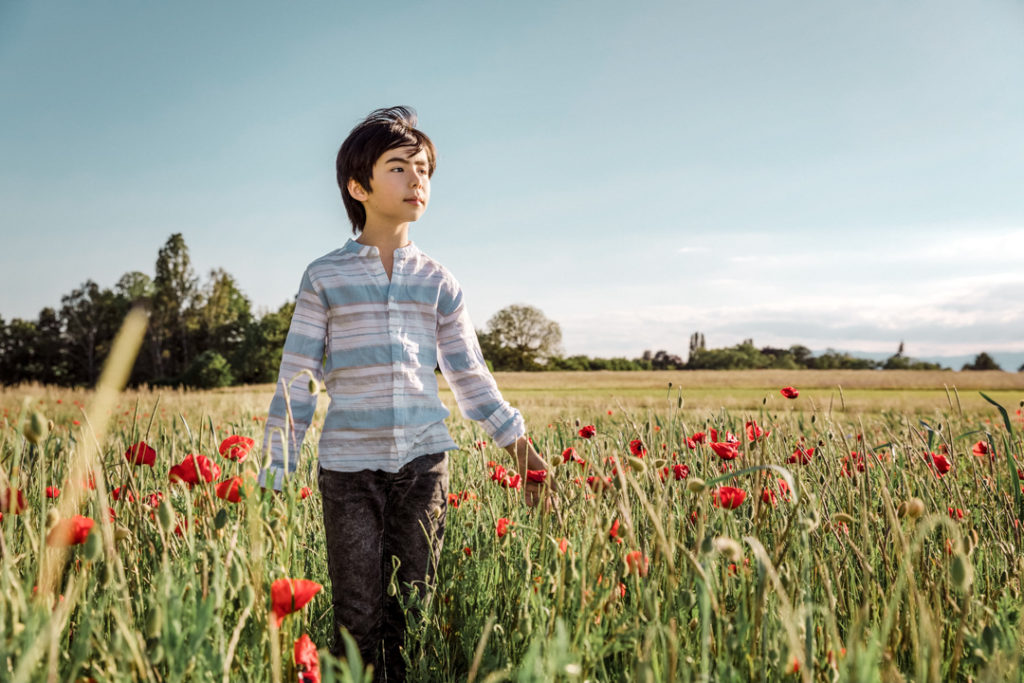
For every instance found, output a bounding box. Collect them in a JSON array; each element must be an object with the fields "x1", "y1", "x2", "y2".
[{"x1": 2, "y1": 371, "x2": 1024, "y2": 682}]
